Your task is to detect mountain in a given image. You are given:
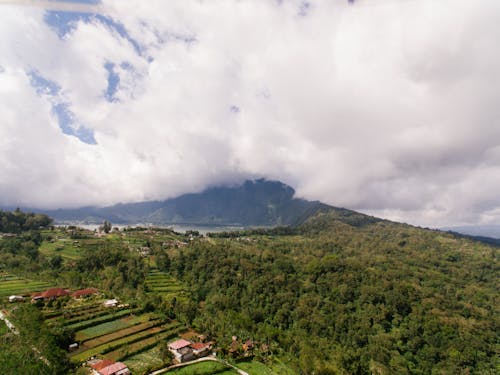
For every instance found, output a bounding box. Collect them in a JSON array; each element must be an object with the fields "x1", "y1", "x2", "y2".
[
  {"x1": 37, "y1": 179, "x2": 363, "y2": 227},
  {"x1": 441, "y1": 225, "x2": 500, "y2": 239}
]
